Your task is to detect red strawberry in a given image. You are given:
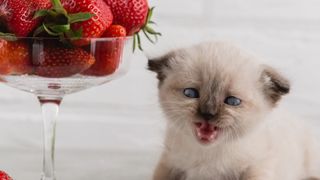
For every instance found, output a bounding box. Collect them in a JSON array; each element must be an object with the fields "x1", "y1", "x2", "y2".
[
  {"x1": 34, "y1": 0, "x2": 113, "y2": 46},
  {"x1": 104, "y1": 0, "x2": 148, "y2": 35},
  {"x1": 104, "y1": 0, "x2": 160, "y2": 51},
  {"x1": 0, "y1": 170, "x2": 13, "y2": 180},
  {"x1": 0, "y1": 0, "x2": 51, "y2": 36},
  {"x1": 102, "y1": 25, "x2": 126, "y2": 37},
  {"x1": 63, "y1": 0, "x2": 113, "y2": 46},
  {"x1": 82, "y1": 25, "x2": 126, "y2": 76},
  {"x1": 34, "y1": 44, "x2": 95, "y2": 78},
  {"x1": 0, "y1": 39, "x2": 32, "y2": 75}
]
